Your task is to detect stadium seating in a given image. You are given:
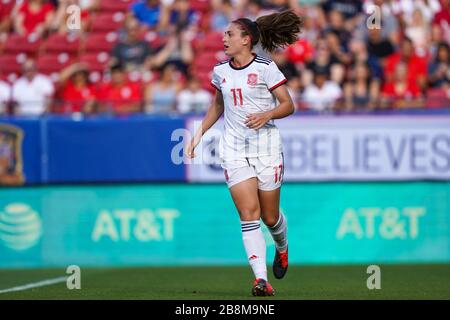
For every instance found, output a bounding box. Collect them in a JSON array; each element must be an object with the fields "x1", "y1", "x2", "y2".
[
  {"x1": 36, "y1": 53, "x2": 73, "y2": 76},
  {"x1": 78, "y1": 52, "x2": 111, "y2": 72},
  {"x1": 83, "y1": 32, "x2": 119, "y2": 53},
  {"x1": 98, "y1": 0, "x2": 134, "y2": 13},
  {"x1": 90, "y1": 12, "x2": 125, "y2": 33},
  {"x1": 203, "y1": 31, "x2": 224, "y2": 52},
  {"x1": 189, "y1": 0, "x2": 211, "y2": 13},
  {"x1": 0, "y1": 54, "x2": 27, "y2": 80},
  {"x1": 41, "y1": 33, "x2": 81, "y2": 56},
  {"x1": 3, "y1": 34, "x2": 42, "y2": 56}
]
